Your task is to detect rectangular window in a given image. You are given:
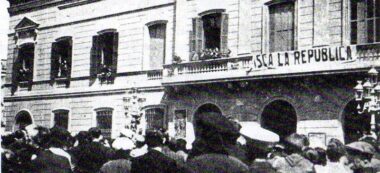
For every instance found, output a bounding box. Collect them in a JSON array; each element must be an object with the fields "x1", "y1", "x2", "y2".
[
  {"x1": 96, "y1": 108, "x2": 113, "y2": 138},
  {"x1": 146, "y1": 108, "x2": 164, "y2": 130},
  {"x1": 51, "y1": 38, "x2": 72, "y2": 80},
  {"x1": 90, "y1": 31, "x2": 118, "y2": 84},
  {"x1": 269, "y1": 2, "x2": 295, "y2": 52},
  {"x1": 53, "y1": 110, "x2": 69, "y2": 130},
  {"x1": 190, "y1": 12, "x2": 229, "y2": 60},
  {"x1": 14, "y1": 44, "x2": 34, "y2": 83},
  {"x1": 350, "y1": 0, "x2": 380, "y2": 44},
  {"x1": 149, "y1": 24, "x2": 166, "y2": 70}
]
